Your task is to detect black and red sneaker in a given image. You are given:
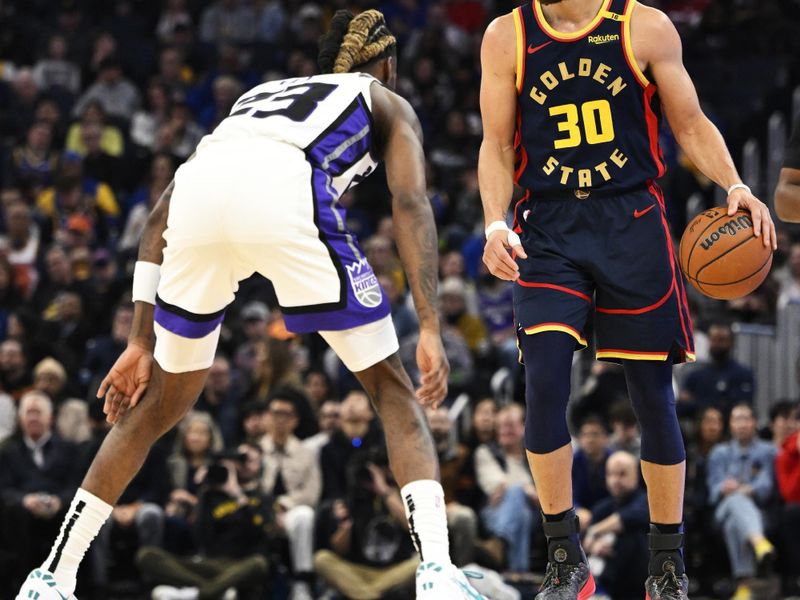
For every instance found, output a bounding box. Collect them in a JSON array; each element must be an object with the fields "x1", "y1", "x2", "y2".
[{"x1": 535, "y1": 561, "x2": 596, "y2": 600}]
